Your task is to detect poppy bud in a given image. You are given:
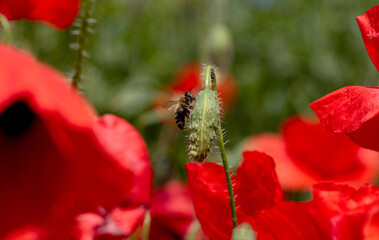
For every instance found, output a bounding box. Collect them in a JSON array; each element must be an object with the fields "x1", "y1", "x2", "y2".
[{"x1": 188, "y1": 89, "x2": 220, "y2": 162}]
